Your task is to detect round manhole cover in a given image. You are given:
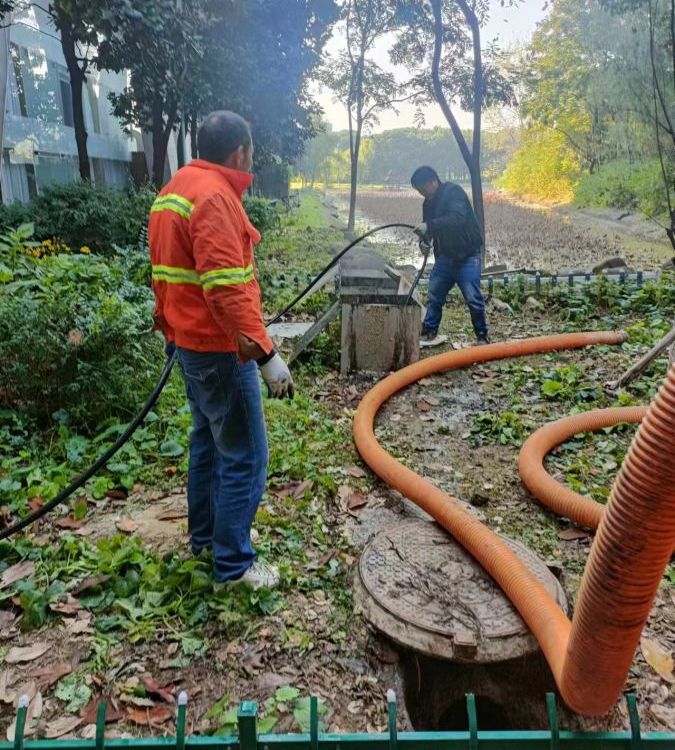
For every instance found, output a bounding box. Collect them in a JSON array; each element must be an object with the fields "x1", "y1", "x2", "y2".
[{"x1": 357, "y1": 519, "x2": 567, "y2": 662}]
